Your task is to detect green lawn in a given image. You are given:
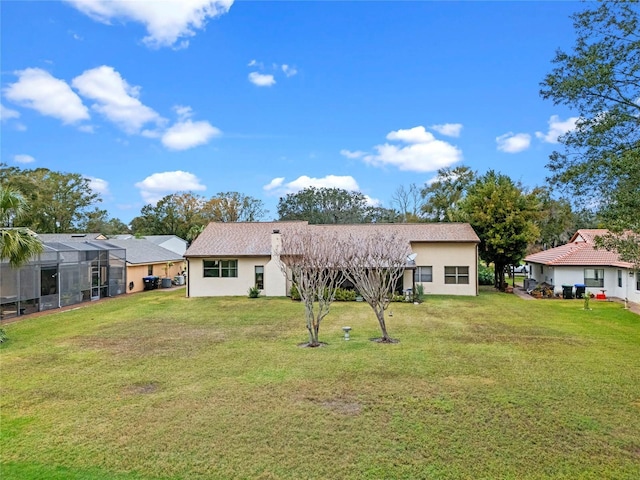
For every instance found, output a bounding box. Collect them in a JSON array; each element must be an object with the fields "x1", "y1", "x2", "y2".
[{"x1": 1, "y1": 288, "x2": 639, "y2": 479}]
